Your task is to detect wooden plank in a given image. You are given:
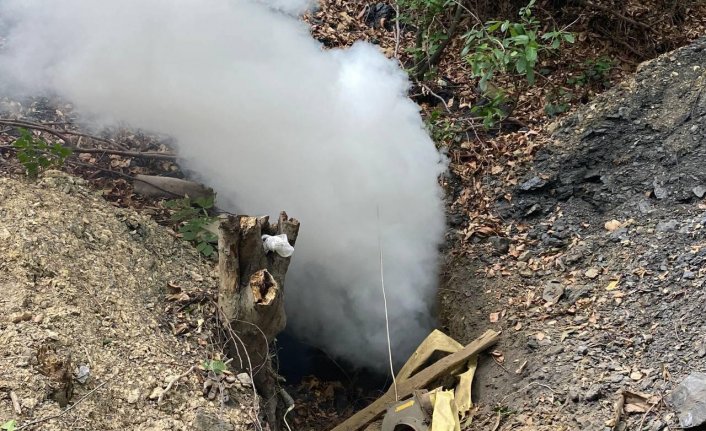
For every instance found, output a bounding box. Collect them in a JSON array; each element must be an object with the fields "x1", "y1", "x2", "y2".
[
  {"x1": 330, "y1": 329, "x2": 500, "y2": 431},
  {"x1": 396, "y1": 329, "x2": 463, "y2": 383}
]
